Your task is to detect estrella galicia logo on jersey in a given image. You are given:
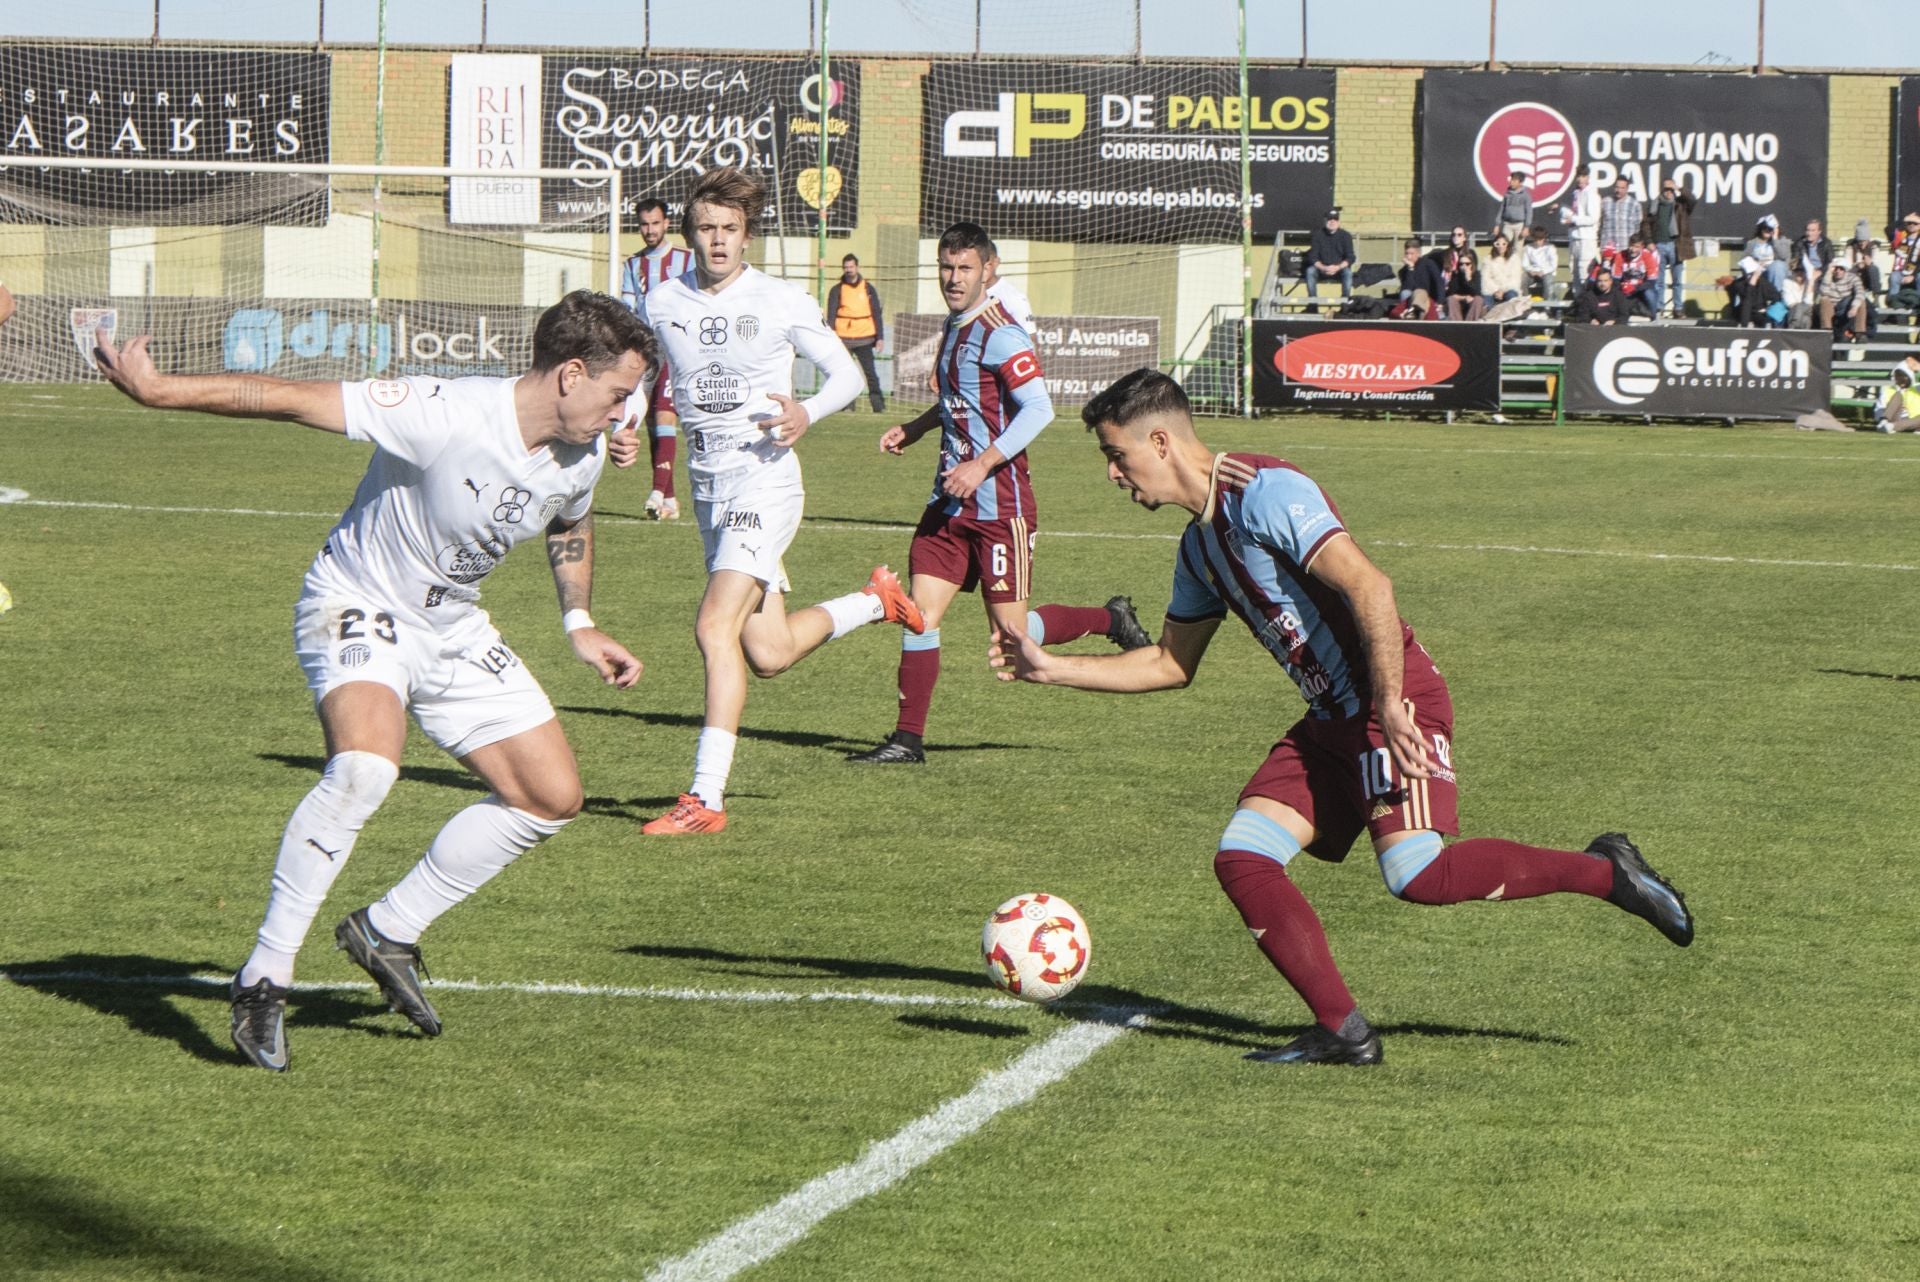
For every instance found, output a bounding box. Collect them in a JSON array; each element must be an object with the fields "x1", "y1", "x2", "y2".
[
  {"x1": 722, "y1": 509, "x2": 763, "y2": 531},
  {"x1": 492, "y1": 487, "x2": 532, "y2": 524},
  {"x1": 735, "y1": 314, "x2": 760, "y2": 341},
  {"x1": 690, "y1": 363, "x2": 748, "y2": 412},
  {"x1": 338, "y1": 643, "x2": 372, "y2": 668},
  {"x1": 699, "y1": 317, "x2": 730, "y2": 346},
  {"x1": 368, "y1": 379, "x2": 410, "y2": 408},
  {"x1": 437, "y1": 537, "x2": 506, "y2": 584}
]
